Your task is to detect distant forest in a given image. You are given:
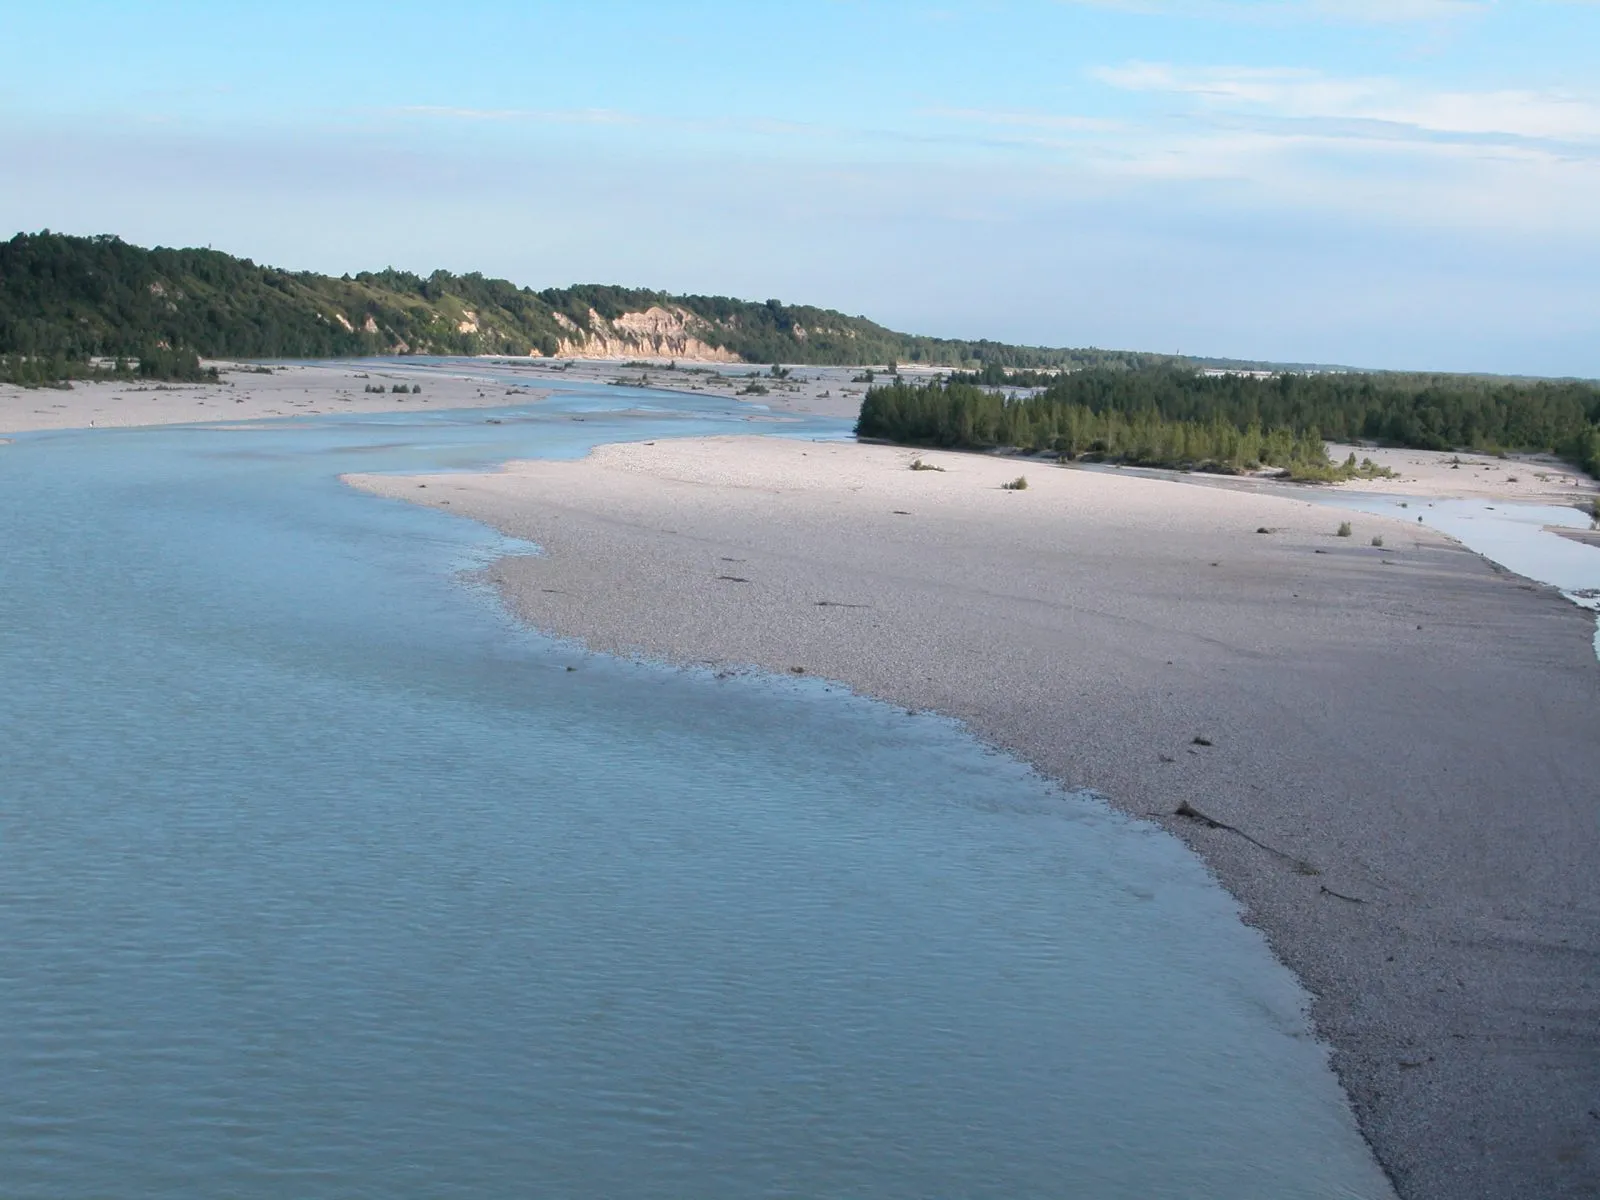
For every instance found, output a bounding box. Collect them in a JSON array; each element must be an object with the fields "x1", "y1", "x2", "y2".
[
  {"x1": 0, "y1": 231, "x2": 1222, "y2": 383},
  {"x1": 857, "y1": 371, "x2": 1600, "y2": 478}
]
